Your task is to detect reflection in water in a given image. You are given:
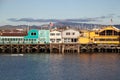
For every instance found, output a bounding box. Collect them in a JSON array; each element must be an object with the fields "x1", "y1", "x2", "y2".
[{"x1": 0, "y1": 53, "x2": 120, "y2": 80}]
